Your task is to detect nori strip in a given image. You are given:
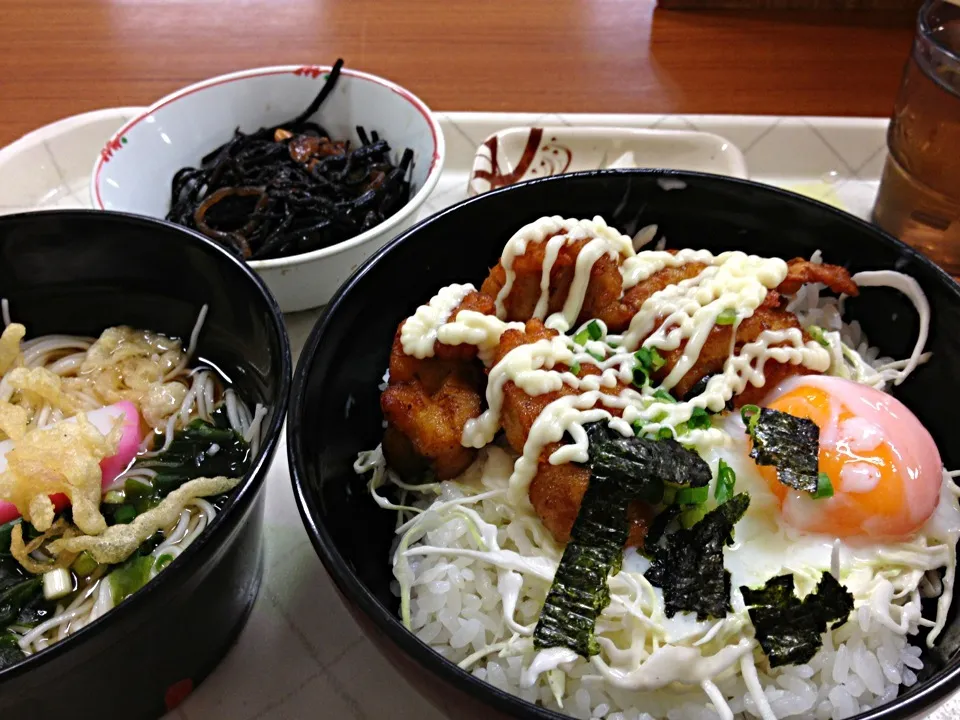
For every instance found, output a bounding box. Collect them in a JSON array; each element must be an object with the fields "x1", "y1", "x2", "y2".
[
  {"x1": 534, "y1": 422, "x2": 715, "y2": 656},
  {"x1": 533, "y1": 477, "x2": 628, "y2": 656},
  {"x1": 644, "y1": 504, "x2": 681, "y2": 550},
  {"x1": 741, "y1": 573, "x2": 796, "y2": 608},
  {"x1": 741, "y1": 572, "x2": 854, "y2": 667},
  {"x1": 745, "y1": 407, "x2": 820, "y2": 493},
  {"x1": 645, "y1": 493, "x2": 750, "y2": 620},
  {"x1": 586, "y1": 422, "x2": 712, "y2": 499}
]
